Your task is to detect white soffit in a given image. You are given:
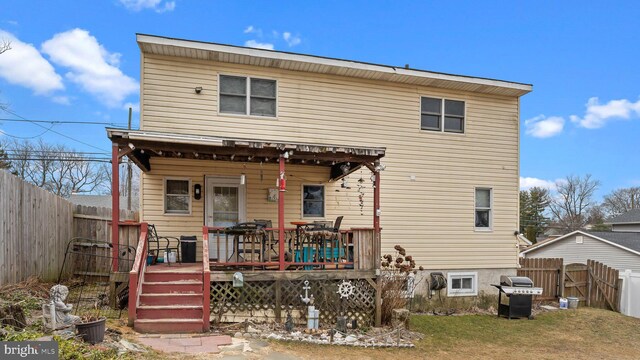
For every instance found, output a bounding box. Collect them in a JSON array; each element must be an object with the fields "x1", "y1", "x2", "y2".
[{"x1": 137, "y1": 34, "x2": 532, "y2": 97}]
